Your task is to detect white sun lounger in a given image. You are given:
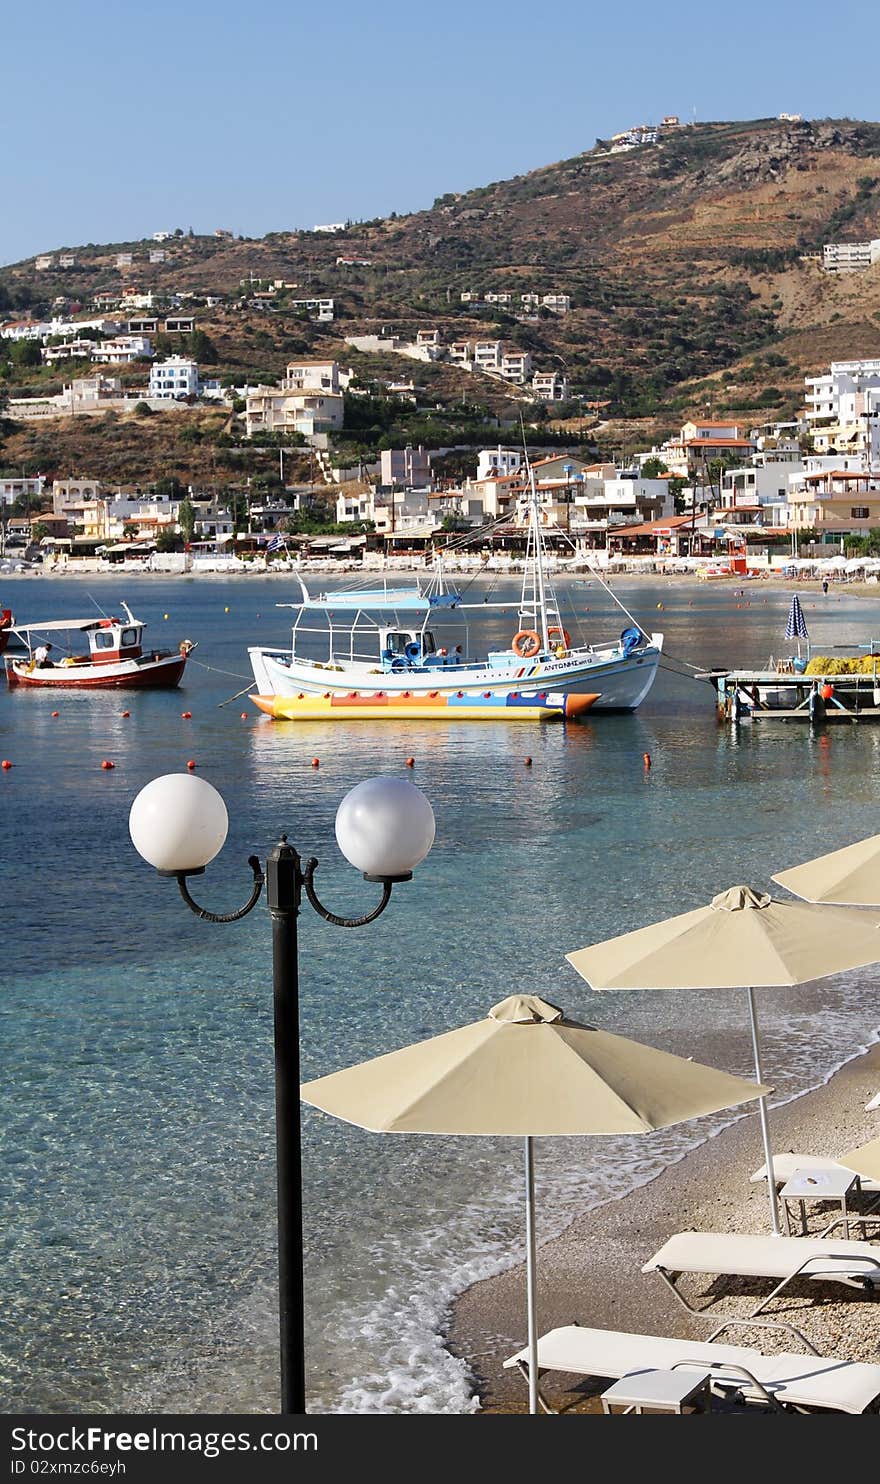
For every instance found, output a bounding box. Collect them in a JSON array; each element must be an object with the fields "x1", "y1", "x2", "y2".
[
  {"x1": 750, "y1": 1152, "x2": 880, "y2": 1195},
  {"x1": 503, "y1": 1324, "x2": 880, "y2": 1414},
  {"x1": 643, "y1": 1231, "x2": 880, "y2": 1318}
]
